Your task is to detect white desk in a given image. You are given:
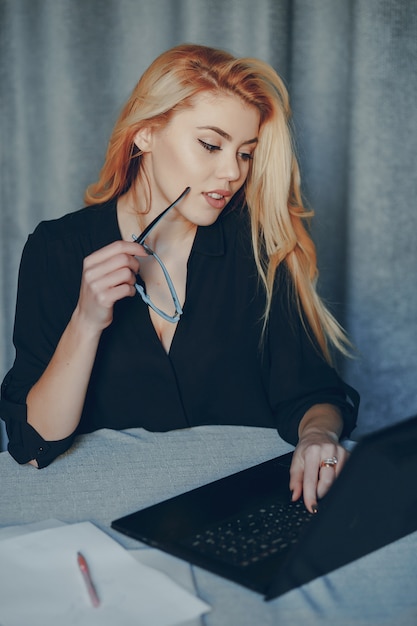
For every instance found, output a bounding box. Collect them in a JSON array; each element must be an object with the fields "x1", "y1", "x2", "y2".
[{"x1": 1, "y1": 426, "x2": 416, "y2": 626}]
